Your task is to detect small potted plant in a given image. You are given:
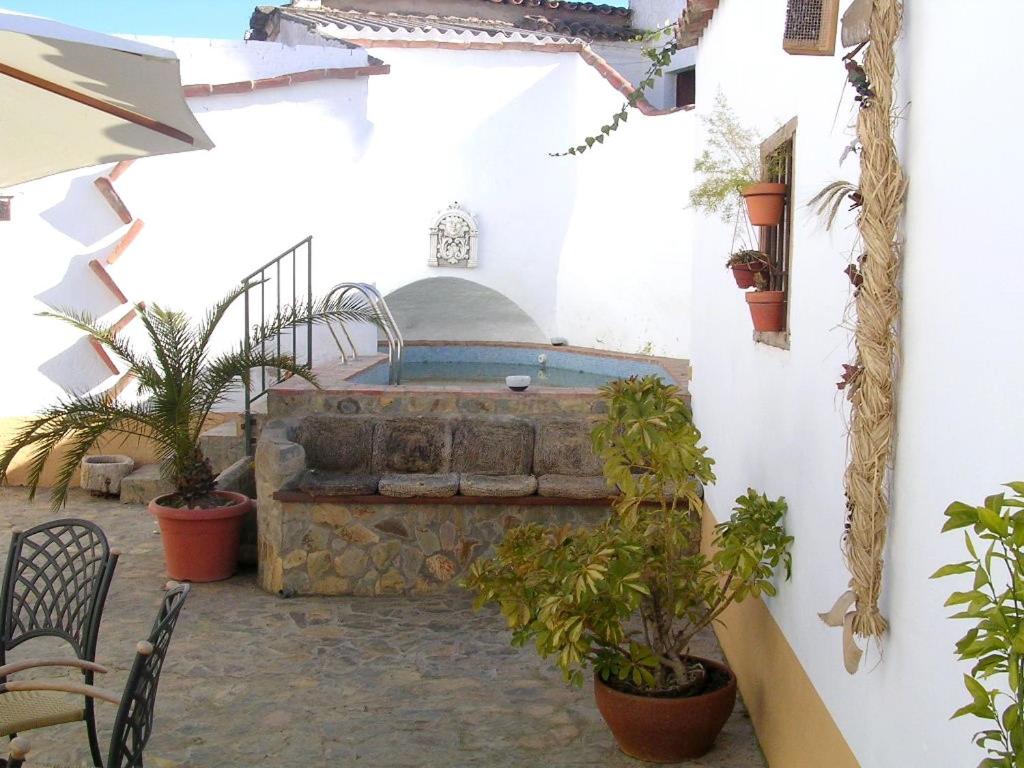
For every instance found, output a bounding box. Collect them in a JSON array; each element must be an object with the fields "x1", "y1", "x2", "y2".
[
  {"x1": 726, "y1": 249, "x2": 769, "y2": 289},
  {"x1": 932, "y1": 483, "x2": 1024, "y2": 767},
  {"x1": 0, "y1": 287, "x2": 377, "y2": 582},
  {"x1": 467, "y1": 376, "x2": 793, "y2": 763},
  {"x1": 690, "y1": 95, "x2": 787, "y2": 228}
]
